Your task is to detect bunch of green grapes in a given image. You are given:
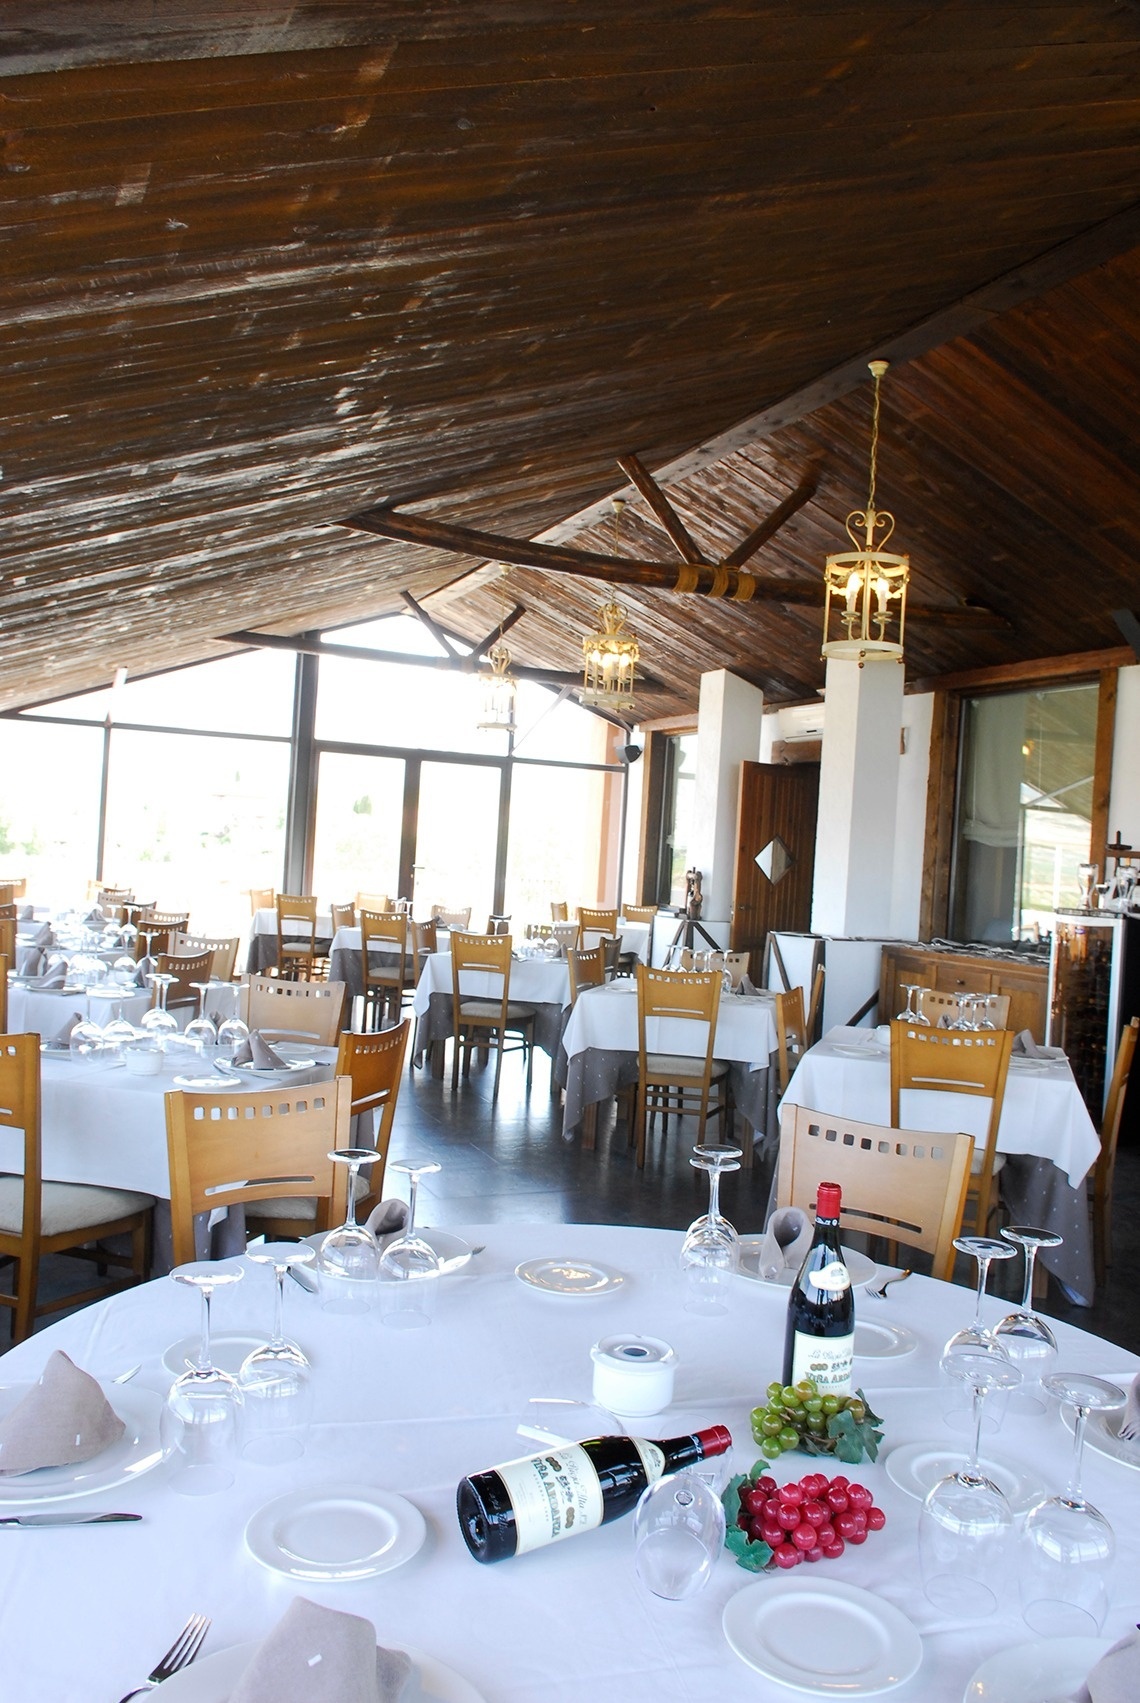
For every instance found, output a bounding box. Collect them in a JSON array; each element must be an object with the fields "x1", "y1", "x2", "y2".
[{"x1": 750, "y1": 1378, "x2": 868, "y2": 1459}]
